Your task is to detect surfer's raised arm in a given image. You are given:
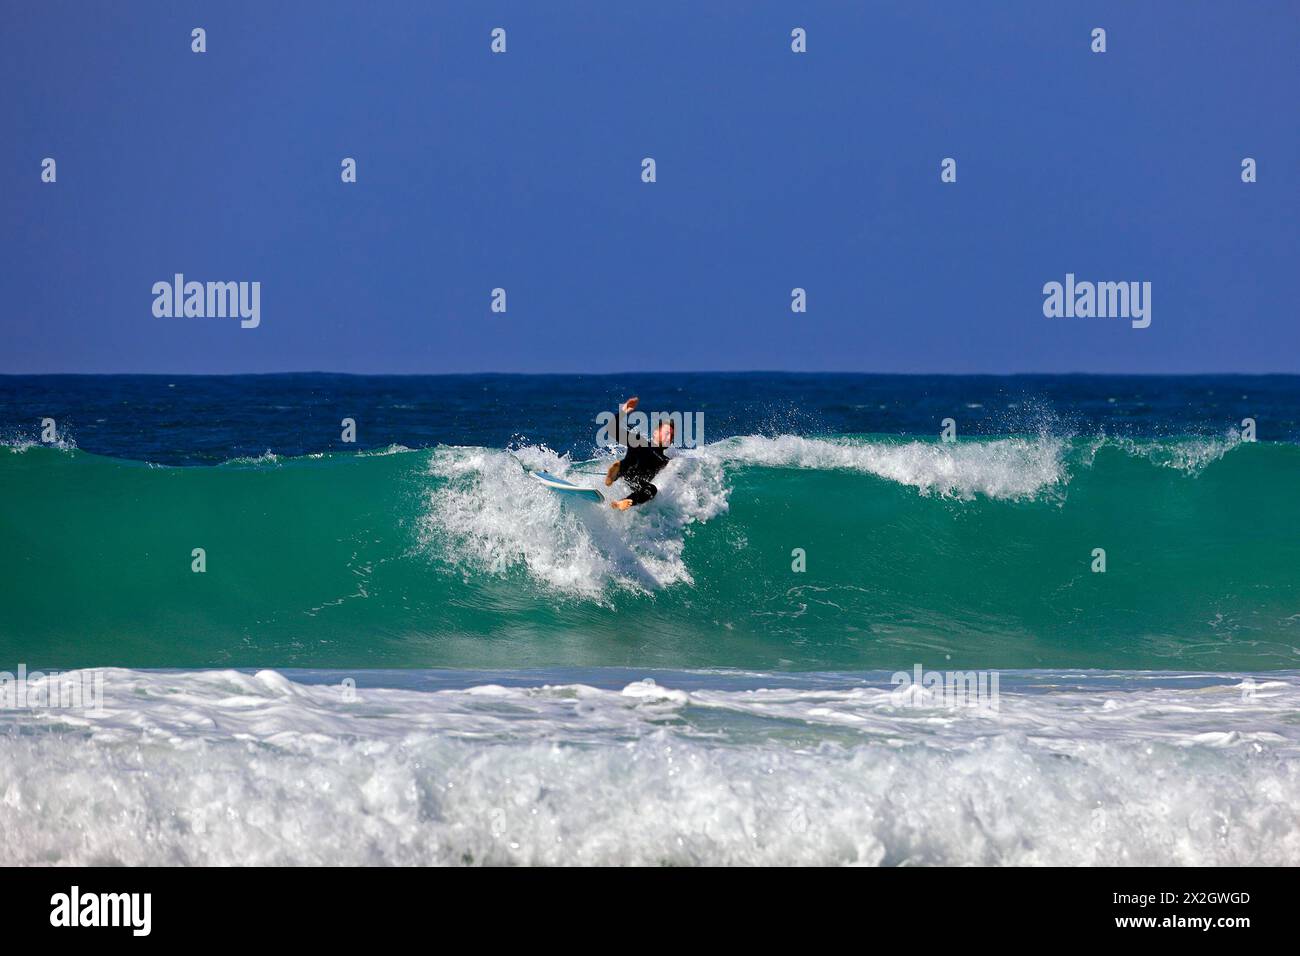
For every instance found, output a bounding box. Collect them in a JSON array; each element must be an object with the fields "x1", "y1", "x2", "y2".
[{"x1": 615, "y1": 396, "x2": 641, "y2": 446}]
